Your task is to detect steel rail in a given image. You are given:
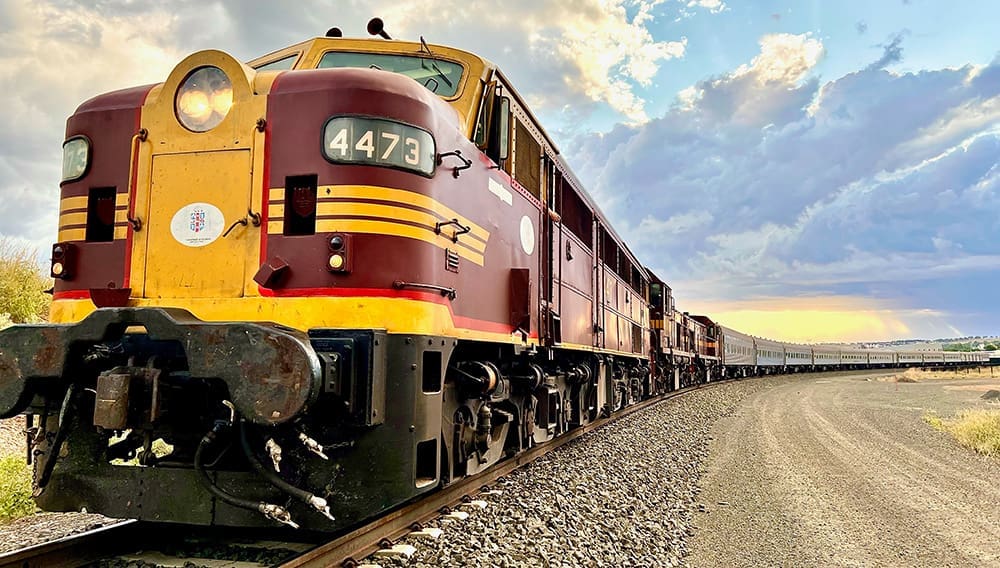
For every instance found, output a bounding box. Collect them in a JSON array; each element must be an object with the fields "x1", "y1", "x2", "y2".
[
  {"x1": 5, "y1": 369, "x2": 920, "y2": 567},
  {"x1": 281, "y1": 380, "x2": 722, "y2": 568},
  {"x1": 0, "y1": 519, "x2": 141, "y2": 568}
]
